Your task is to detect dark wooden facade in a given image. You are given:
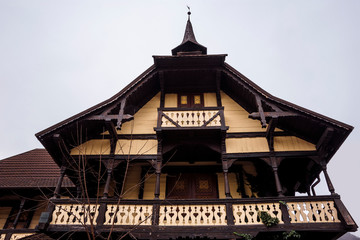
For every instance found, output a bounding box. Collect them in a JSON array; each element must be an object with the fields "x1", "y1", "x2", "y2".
[{"x1": 0, "y1": 13, "x2": 357, "y2": 240}]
